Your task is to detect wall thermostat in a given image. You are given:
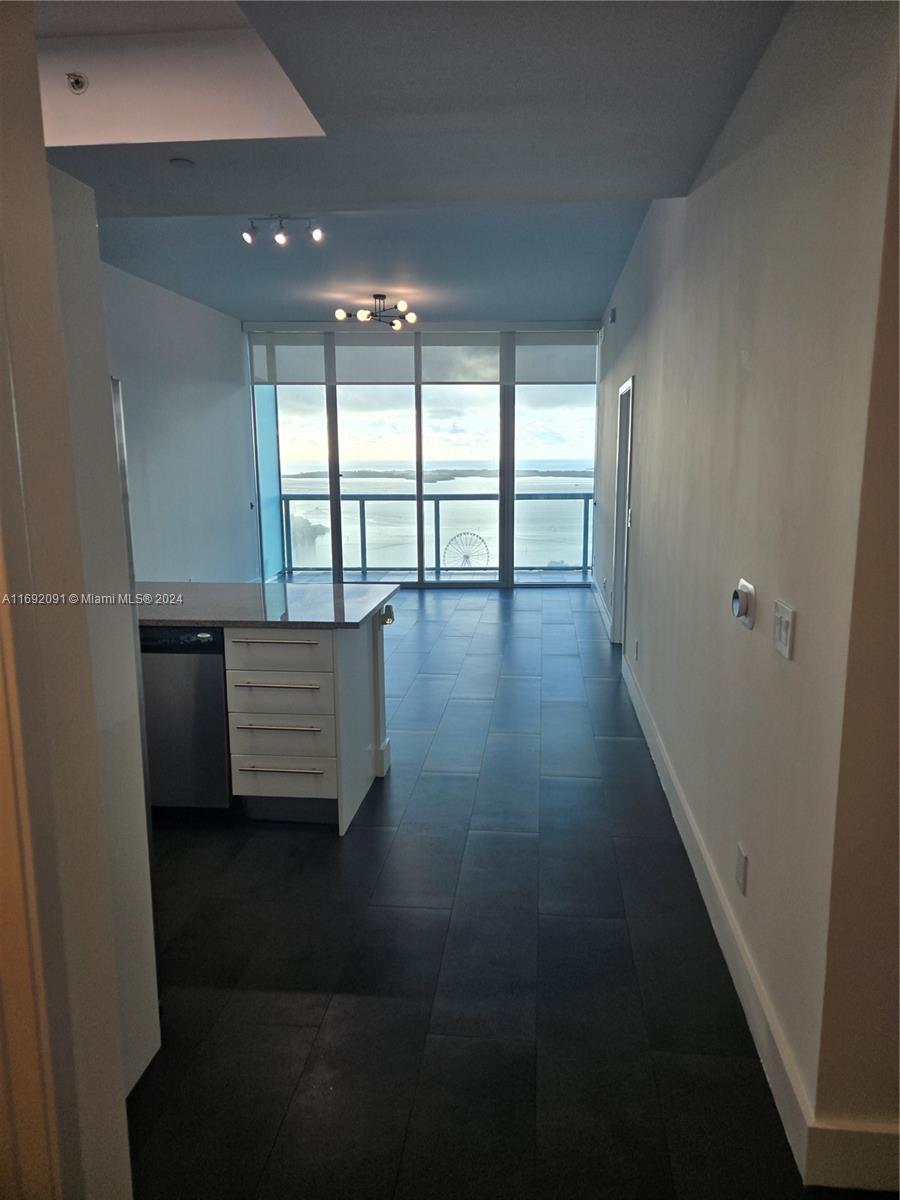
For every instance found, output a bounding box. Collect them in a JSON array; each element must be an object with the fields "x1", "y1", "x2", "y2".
[{"x1": 732, "y1": 578, "x2": 756, "y2": 629}]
